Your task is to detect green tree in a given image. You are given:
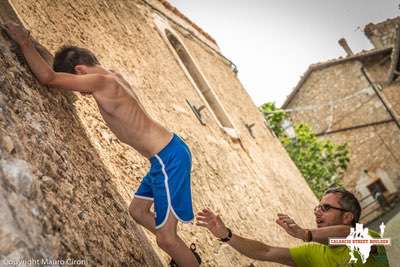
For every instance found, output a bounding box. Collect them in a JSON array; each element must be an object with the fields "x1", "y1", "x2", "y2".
[{"x1": 259, "y1": 102, "x2": 350, "y2": 198}]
